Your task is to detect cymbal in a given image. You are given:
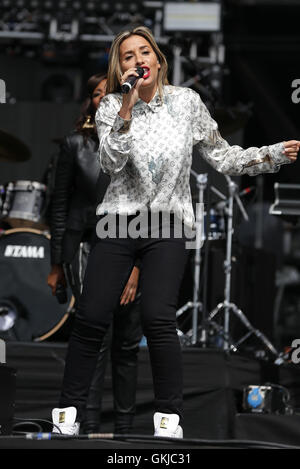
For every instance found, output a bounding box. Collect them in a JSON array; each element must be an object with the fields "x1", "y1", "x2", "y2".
[{"x1": 0, "y1": 129, "x2": 31, "y2": 162}]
